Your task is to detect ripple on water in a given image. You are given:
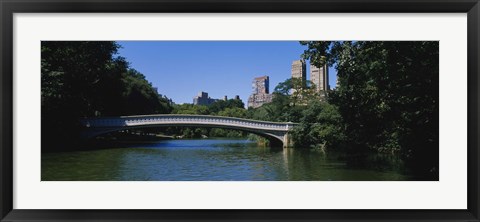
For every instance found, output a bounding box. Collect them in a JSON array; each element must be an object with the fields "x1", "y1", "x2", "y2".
[{"x1": 42, "y1": 139, "x2": 411, "y2": 181}]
